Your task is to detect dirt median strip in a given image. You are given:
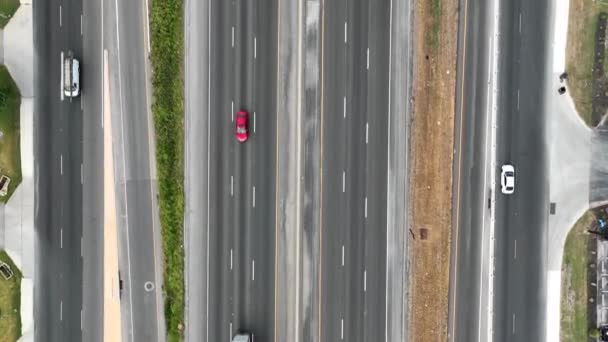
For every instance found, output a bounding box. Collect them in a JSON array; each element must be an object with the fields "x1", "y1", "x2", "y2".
[{"x1": 408, "y1": 0, "x2": 458, "y2": 340}]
